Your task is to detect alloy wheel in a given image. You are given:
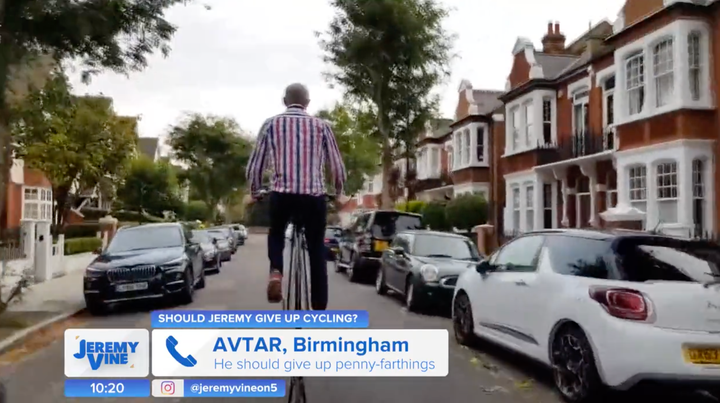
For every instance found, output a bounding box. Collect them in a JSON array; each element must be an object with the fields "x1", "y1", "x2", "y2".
[
  {"x1": 453, "y1": 294, "x2": 474, "y2": 344},
  {"x1": 552, "y1": 332, "x2": 590, "y2": 401}
]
